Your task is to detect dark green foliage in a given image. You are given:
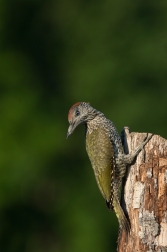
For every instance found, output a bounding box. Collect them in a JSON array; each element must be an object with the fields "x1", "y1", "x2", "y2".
[{"x1": 0, "y1": 0, "x2": 167, "y2": 251}]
